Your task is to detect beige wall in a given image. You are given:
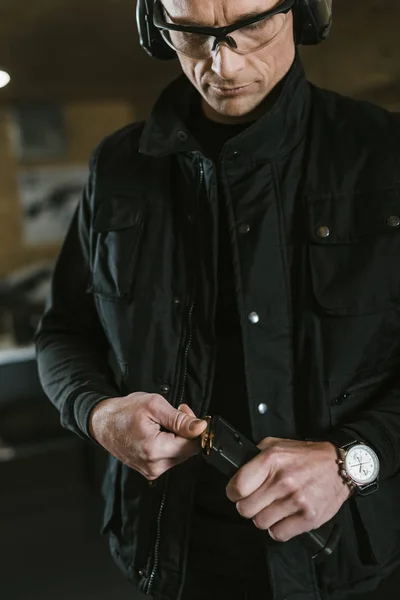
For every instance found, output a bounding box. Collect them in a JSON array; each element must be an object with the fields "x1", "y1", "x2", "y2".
[{"x1": 0, "y1": 100, "x2": 135, "y2": 277}]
